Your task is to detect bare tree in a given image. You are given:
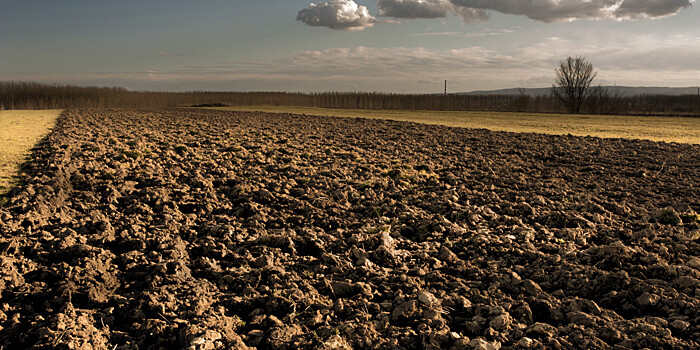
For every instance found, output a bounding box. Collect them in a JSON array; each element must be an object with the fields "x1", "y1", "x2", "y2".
[{"x1": 551, "y1": 56, "x2": 597, "y2": 114}]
